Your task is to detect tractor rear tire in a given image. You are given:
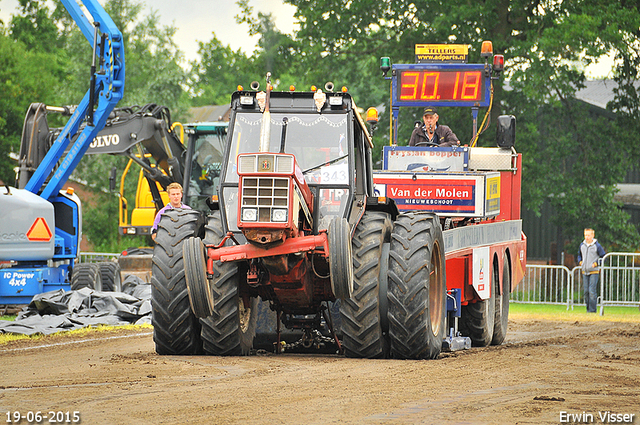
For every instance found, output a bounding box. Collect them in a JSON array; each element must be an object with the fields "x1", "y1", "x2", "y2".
[
  {"x1": 200, "y1": 212, "x2": 257, "y2": 355},
  {"x1": 492, "y1": 255, "x2": 511, "y2": 345},
  {"x1": 151, "y1": 209, "x2": 203, "y2": 355},
  {"x1": 329, "y1": 217, "x2": 354, "y2": 300},
  {"x1": 339, "y1": 211, "x2": 392, "y2": 358},
  {"x1": 183, "y1": 237, "x2": 214, "y2": 319},
  {"x1": 387, "y1": 213, "x2": 446, "y2": 360},
  {"x1": 71, "y1": 263, "x2": 103, "y2": 292},
  {"x1": 459, "y1": 259, "x2": 496, "y2": 347},
  {"x1": 98, "y1": 262, "x2": 122, "y2": 292}
]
